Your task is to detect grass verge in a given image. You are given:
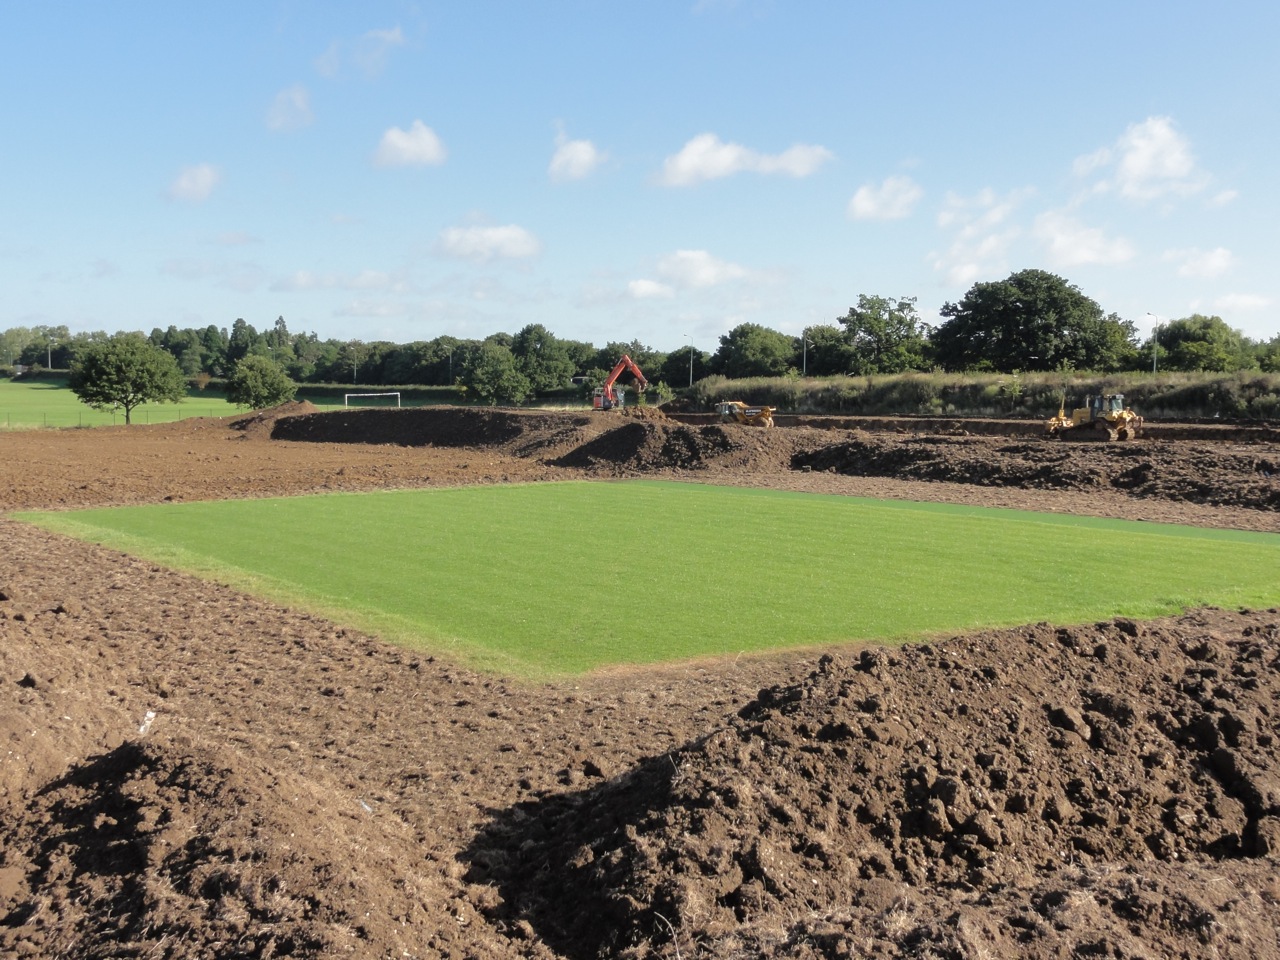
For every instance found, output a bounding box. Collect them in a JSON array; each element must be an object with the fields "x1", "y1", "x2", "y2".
[{"x1": 14, "y1": 480, "x2": 1280, "y2": 677}]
